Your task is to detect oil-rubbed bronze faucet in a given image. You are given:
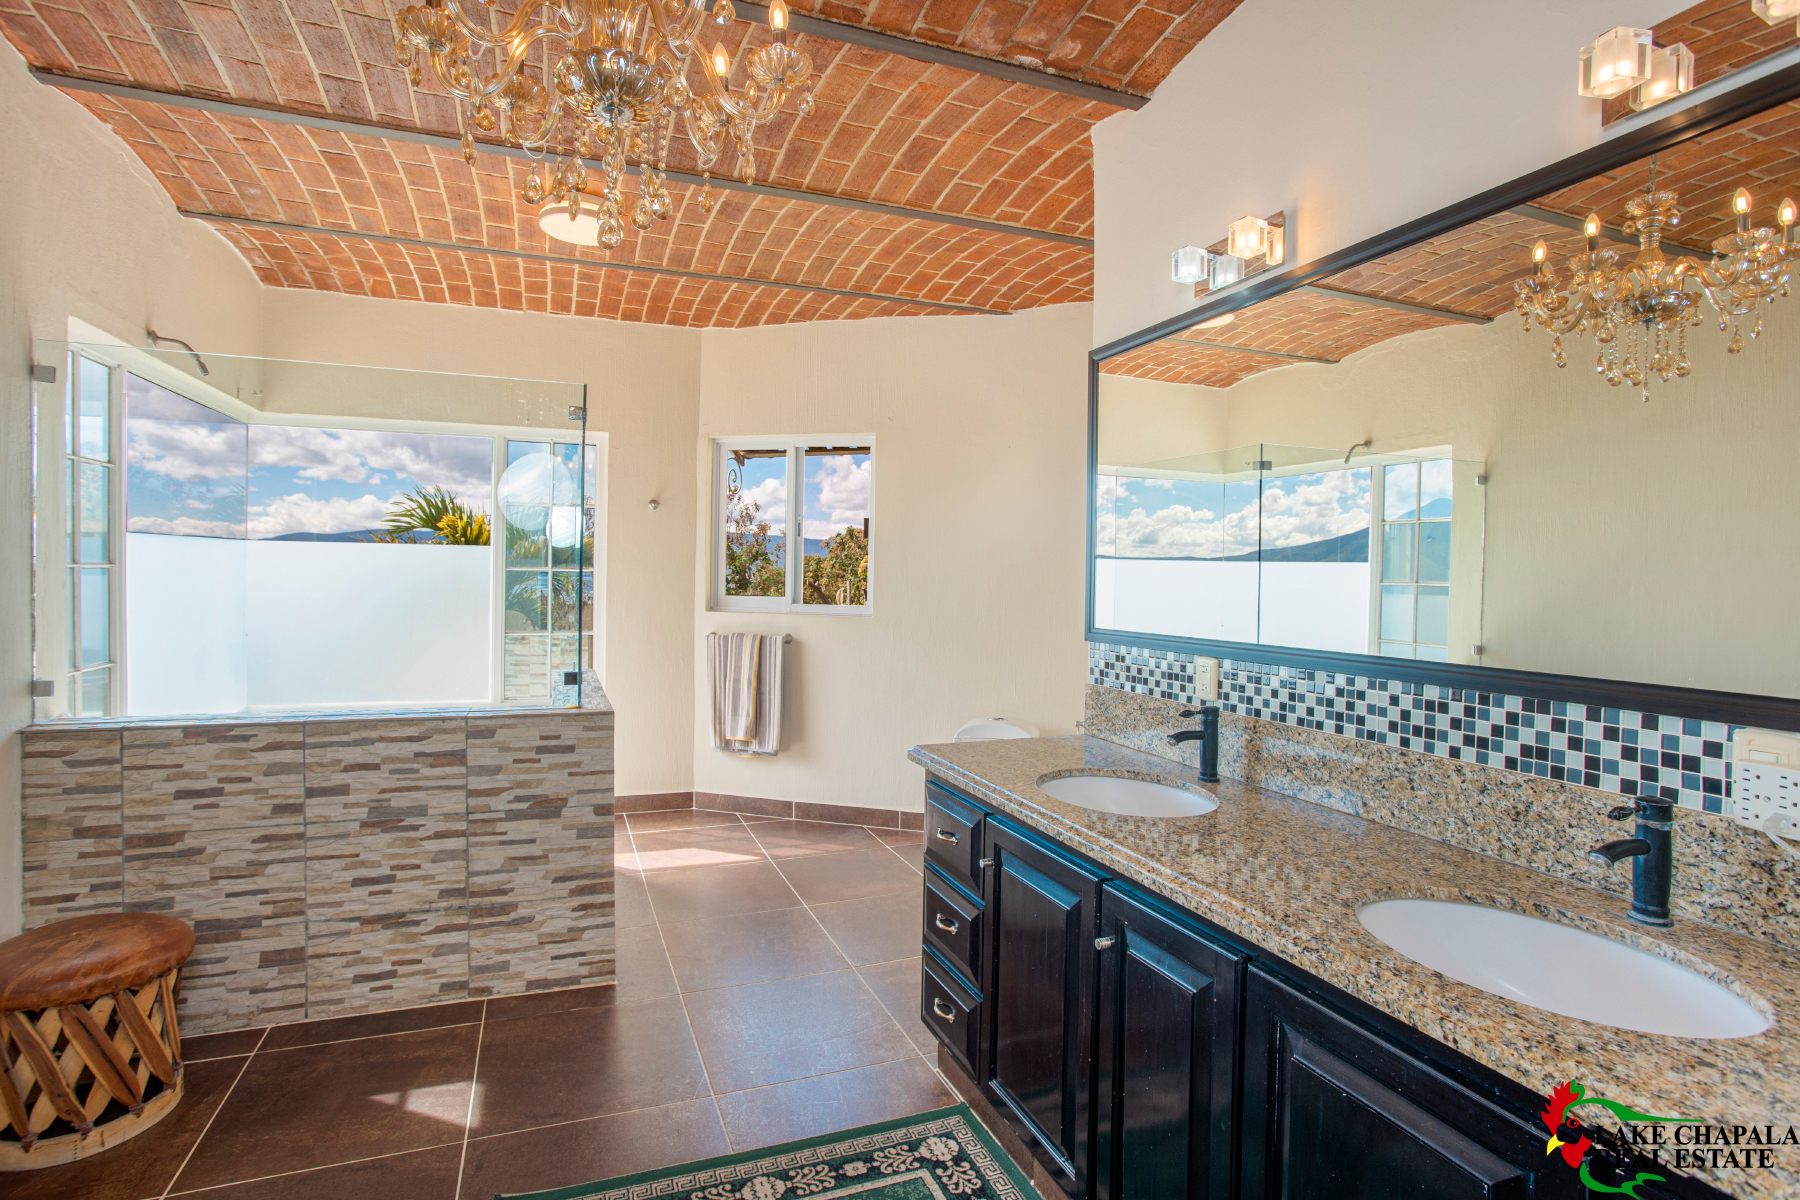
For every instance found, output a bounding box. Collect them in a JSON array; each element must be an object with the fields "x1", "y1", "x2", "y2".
[
  {"x1": 1589, "y1": 798, "x2": 1674, "y2": 926},
  {"x1": 1167, "y1": 704, "x2": 1220, "y2": 784}
]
